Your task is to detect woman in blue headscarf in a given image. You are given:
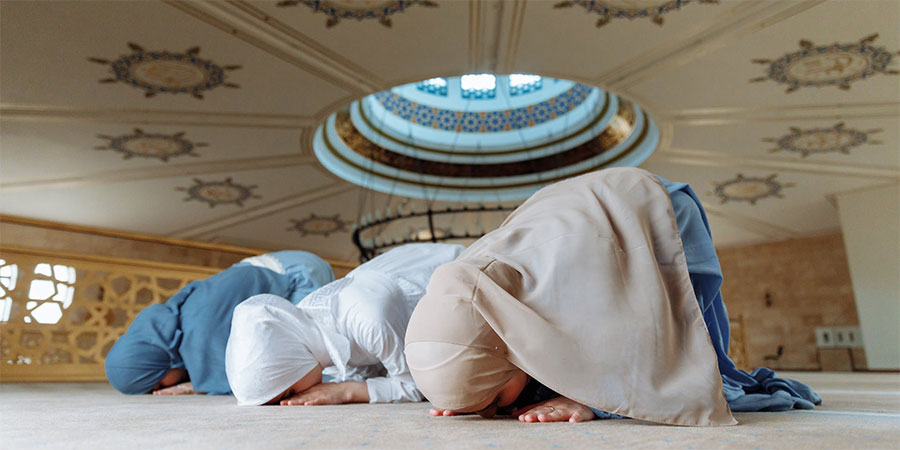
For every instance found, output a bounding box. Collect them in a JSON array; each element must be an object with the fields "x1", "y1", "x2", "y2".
[{"x1": 104, "y1": 251, "x2": 334, "y2": 396}]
